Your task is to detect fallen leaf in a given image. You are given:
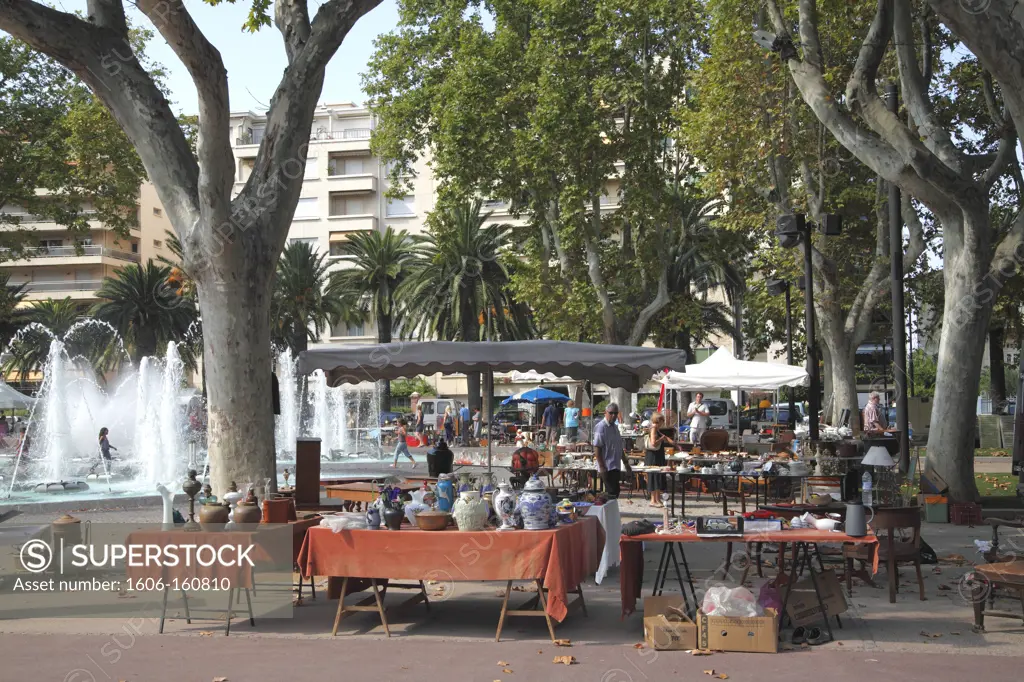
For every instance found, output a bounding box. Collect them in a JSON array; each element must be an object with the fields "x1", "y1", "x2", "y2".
[
  {"x1": 717, "y1": 676, "x2": 729, "y2": 680},
  {"x1": 950, "y1": 631, "x2": 961, "y2": 636},
  {"x1": 837, "y1": 642, "x2": 843, "y2": 646},
  {"x1": 198, "y1": 631, "x2": 215, "y2": 637},
  {"x1": 213, "y1": 678, "x2": 228, "y2": 682},
  {"x1": 537, "y1": 650, "x2": 543, "y2": 655},
  {"x1": 552, "y1": 655, "x2": 576, "y2": 665},
  {"x1": 919, "y1": 631, "x2": 942, "y2": 638},
  {"x1": 554, "y1": 639, "x2": 572, "y2": 647},
  {"x1": 502, "y1": 669, "x2": 514, "y2": 674},
  {"x1": 497, "y1": 661, "x2": 509, "y2": 667},
  {"x1": 633, "y1": 642, "x2": 645, "y2": 649},
  {"x1": 690, "y1": 650, "x2": 713, "y2": 656},
  {"x1": 703, "y1": 670, "x2": 715, "y2": 676}
]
